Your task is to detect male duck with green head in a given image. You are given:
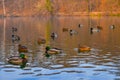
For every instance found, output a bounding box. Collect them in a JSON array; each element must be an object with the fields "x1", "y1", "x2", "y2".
[
  {"x1": 20, "y1": 54, "x2": 28, "y2": 68},
  {"x1": 45, "y1": 46, "x2": 51, "y2": 58},
  {"x1": 45, "y1": 46, "x2": 61, "y2": 55}
]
